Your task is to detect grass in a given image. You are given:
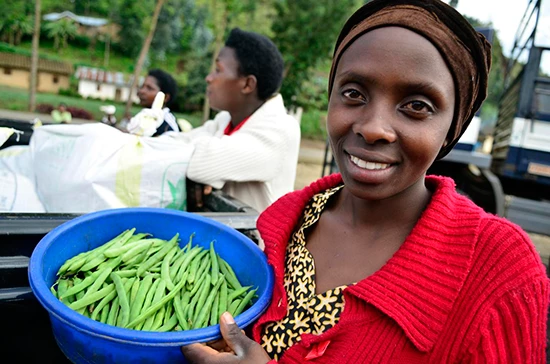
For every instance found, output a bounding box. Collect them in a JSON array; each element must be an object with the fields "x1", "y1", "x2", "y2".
[{"x1": 0, "y1": 86, "x2": 202, "y2": 125}]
